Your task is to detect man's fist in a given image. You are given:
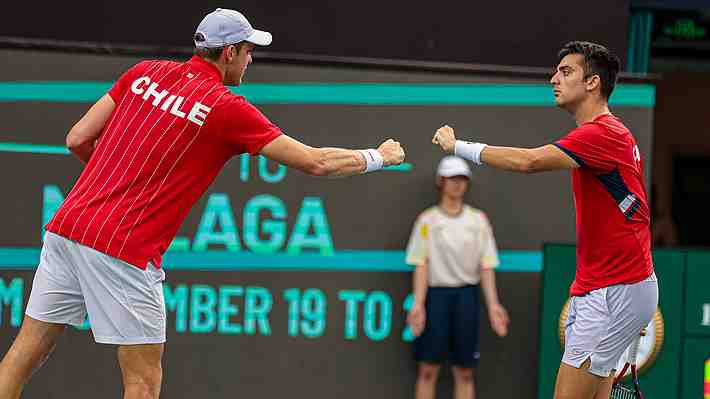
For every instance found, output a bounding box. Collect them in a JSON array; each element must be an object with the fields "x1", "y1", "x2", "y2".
[
  {"x1": 377, "y1": 139, "x2": 405, "y2": 166},
  {"x1": 432, "y1": 125, "x2": 457, "y2": 154}
]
